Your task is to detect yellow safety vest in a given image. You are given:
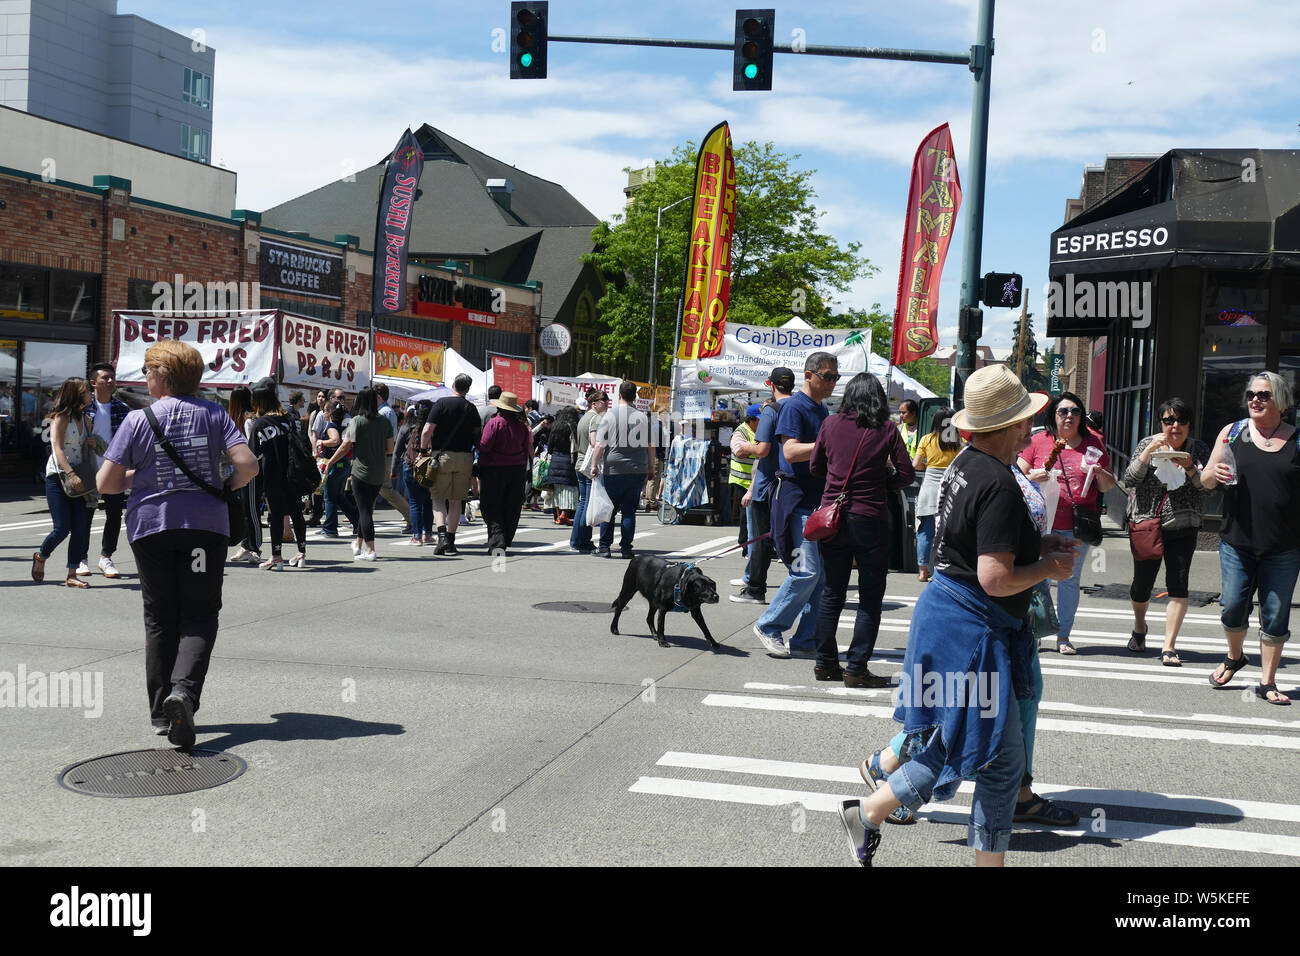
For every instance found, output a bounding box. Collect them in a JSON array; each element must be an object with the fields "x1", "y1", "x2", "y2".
[{"x1": 729, "y1": 422, "x2": 757, "y2": 488}]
